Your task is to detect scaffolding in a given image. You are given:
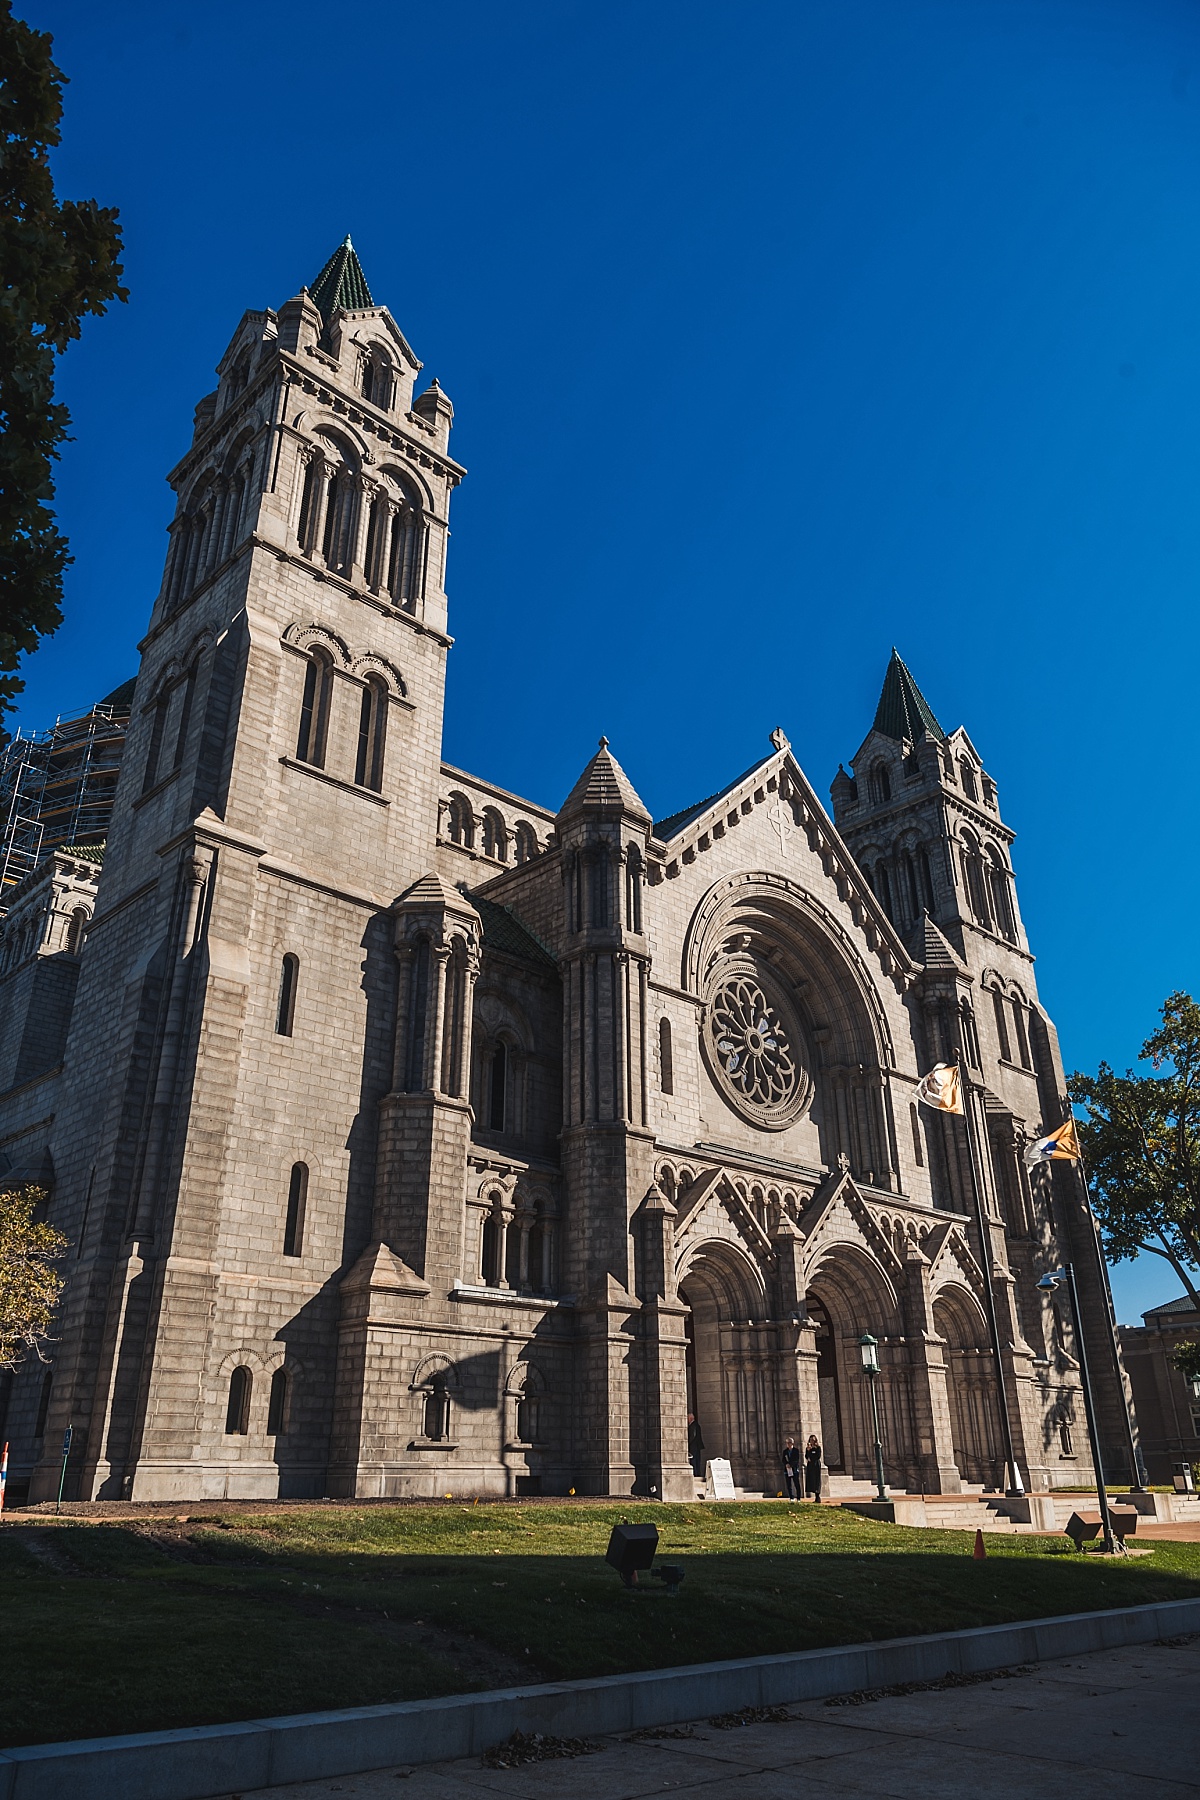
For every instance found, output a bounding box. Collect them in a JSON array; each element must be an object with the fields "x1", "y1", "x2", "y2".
[{"x1": 0, "y1": 687, "x2": 133, "y2": 899}]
